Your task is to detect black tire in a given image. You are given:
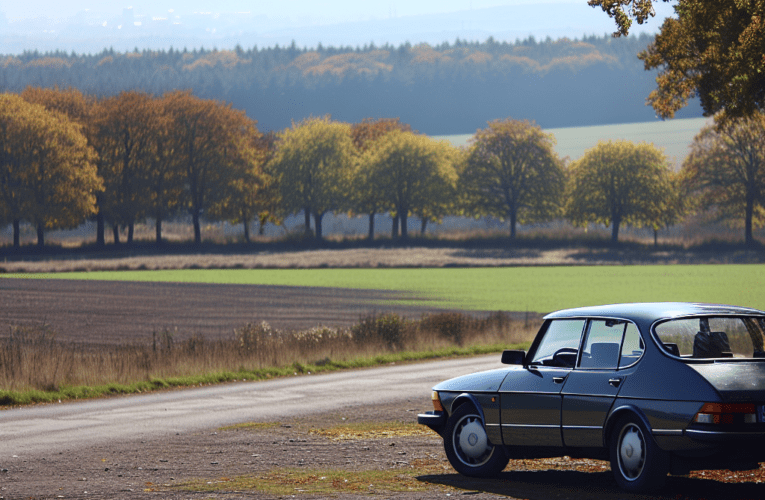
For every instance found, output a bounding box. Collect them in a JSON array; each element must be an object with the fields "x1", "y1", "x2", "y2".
[
  {"x1": 443, "y1": 403, "x2": 509, "y2": 477},
  {"x1": 609, "y1": 415, "x2": 669, "y2": 492}
]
